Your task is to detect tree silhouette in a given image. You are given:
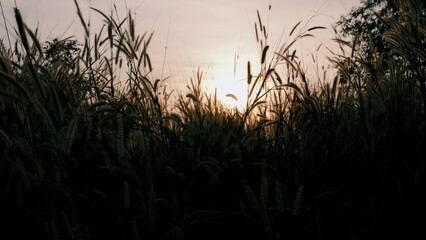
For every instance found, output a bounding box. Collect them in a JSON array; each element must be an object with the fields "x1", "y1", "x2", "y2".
[
  {"x1": 43, "y1": 38, "x2": 80, "y2": 68},
  {"x1": 337, "y1": 0, "x2": 398, "y2": 59}
]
